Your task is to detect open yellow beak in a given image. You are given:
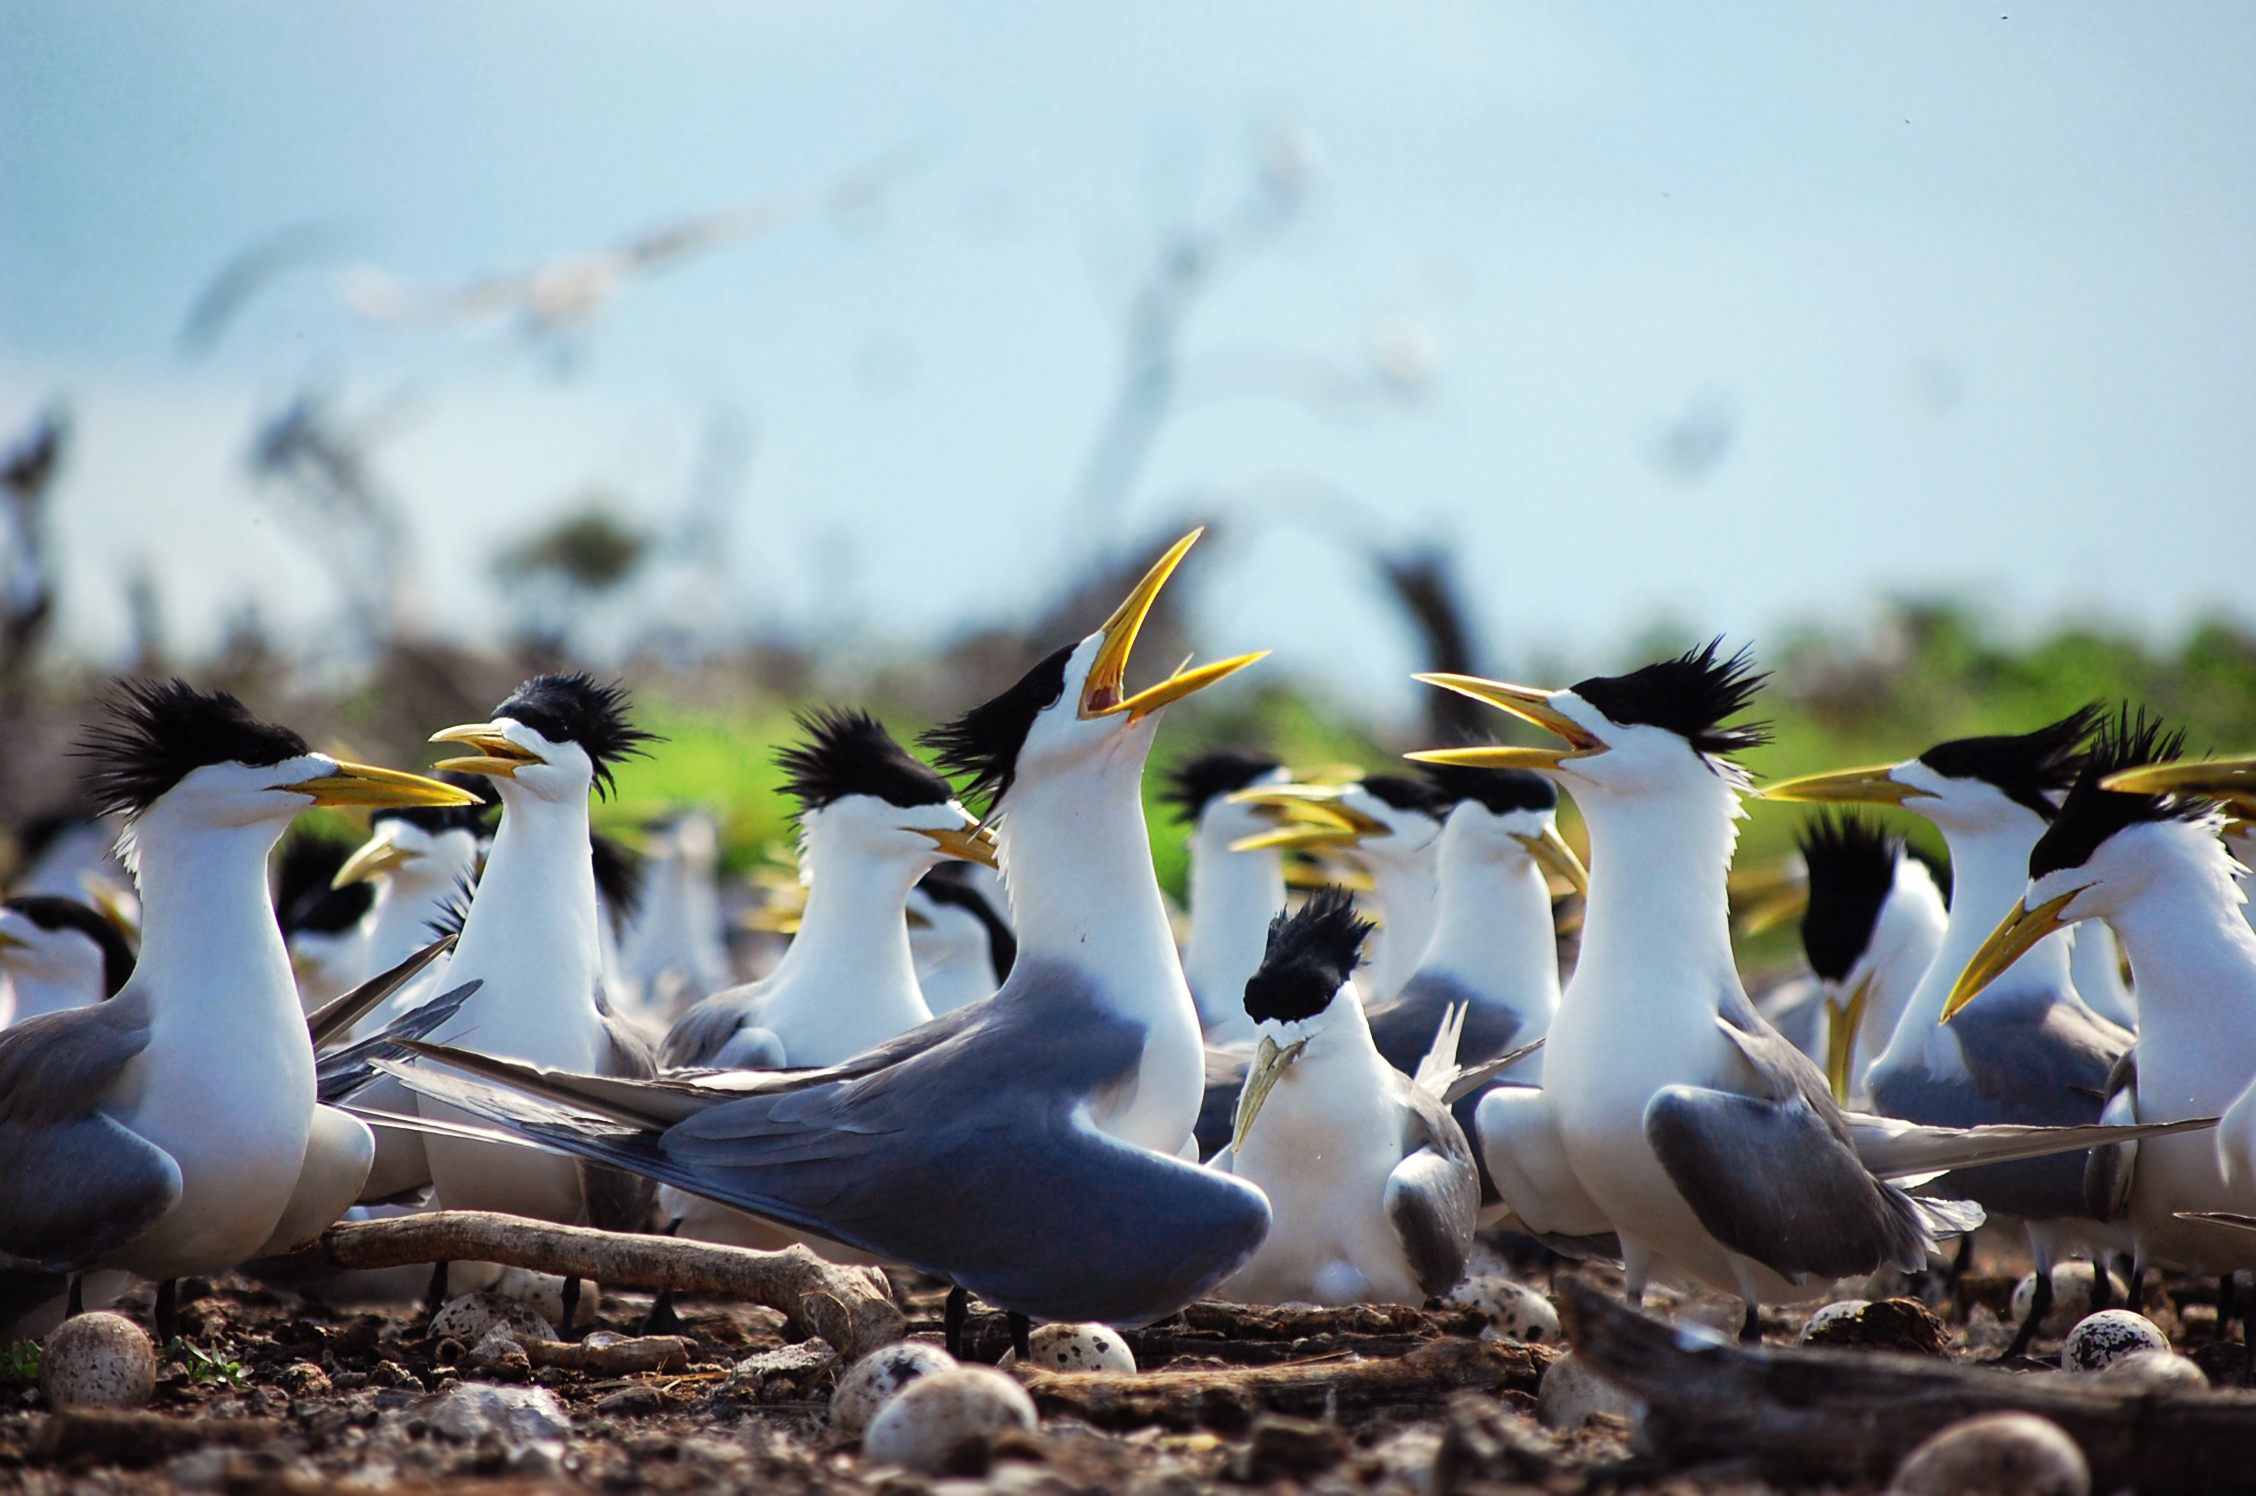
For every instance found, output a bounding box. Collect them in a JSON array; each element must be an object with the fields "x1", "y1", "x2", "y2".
[
  {"x1": 1823, "y1": 970, "x2": 1876, "y2": 1104},
  {"x1": 1514, "y1": 825, "x2": 1590, "y2": 895},
  {"x1": 2102, "y1": 754, "x2": 2256, "y2": 798},
  {"x1": 1225, "y1": 784, "x2": 1385, "y2": 853},
  {"x1": 332, "y1": 837, "x2": 414, "y2": 888},
  {"x1": 1080, "y1": 528, "x2": 1267, "y2": 721},
  {"x1": 1412, "y1": 674, "x2": 1607, "y2": 759},
  {"x1": 1231, "y1": 1033, "x2": 1308, "y2": 1153},
  {"x1": 1942, "y1": 888, "x2": 2084, "y2": 1021},
  {"x1": 1757, "y1": 764, "x2": 1923, "y2": 805},
  {"x1": 280, "y1": 760, "x2": 488, "y2": 811},
  {"x1": 1230, "y1": 823, "x2": 1366, "y2": 855},
  {"x1": 429, "y1": 723, "x2": 543, "y2": 779},
  {"x1": 918, "y1": 824, "x2": 1001, "y2": 870}
]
